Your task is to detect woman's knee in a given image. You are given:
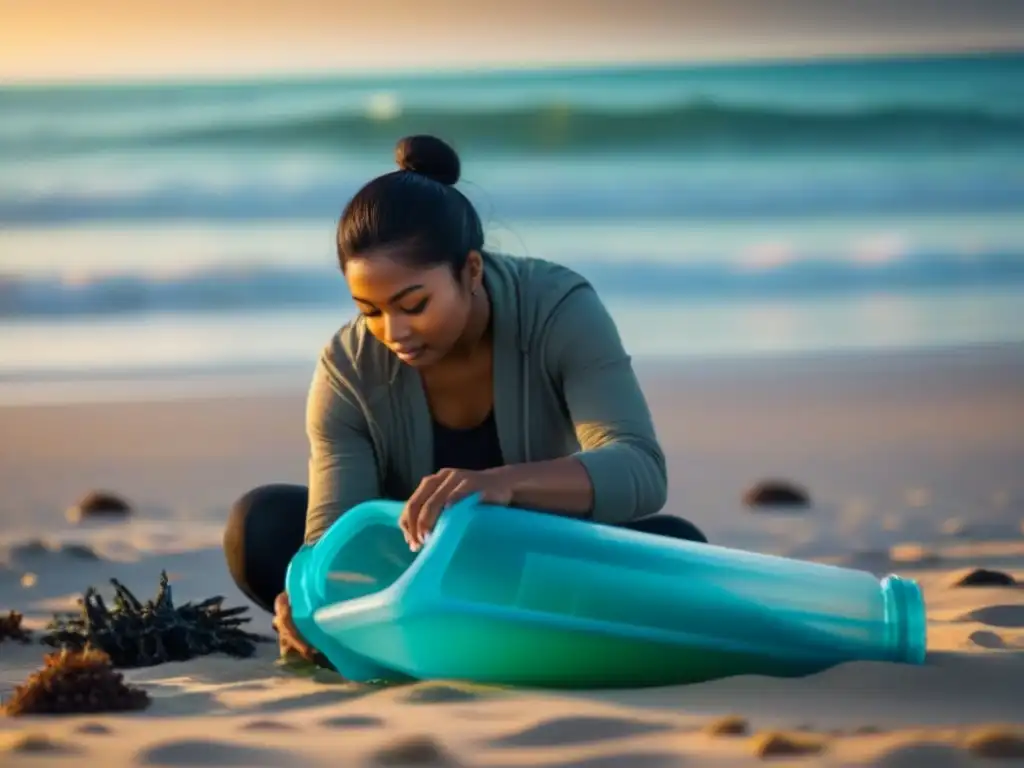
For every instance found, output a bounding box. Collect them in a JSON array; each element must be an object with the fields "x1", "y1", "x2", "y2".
[
  {"x1": 623, "y1": 514, "x2": 708, "y2": 543},
  {"x1": 223, "y1": 483, "x2": 308, "y2": 612}
]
